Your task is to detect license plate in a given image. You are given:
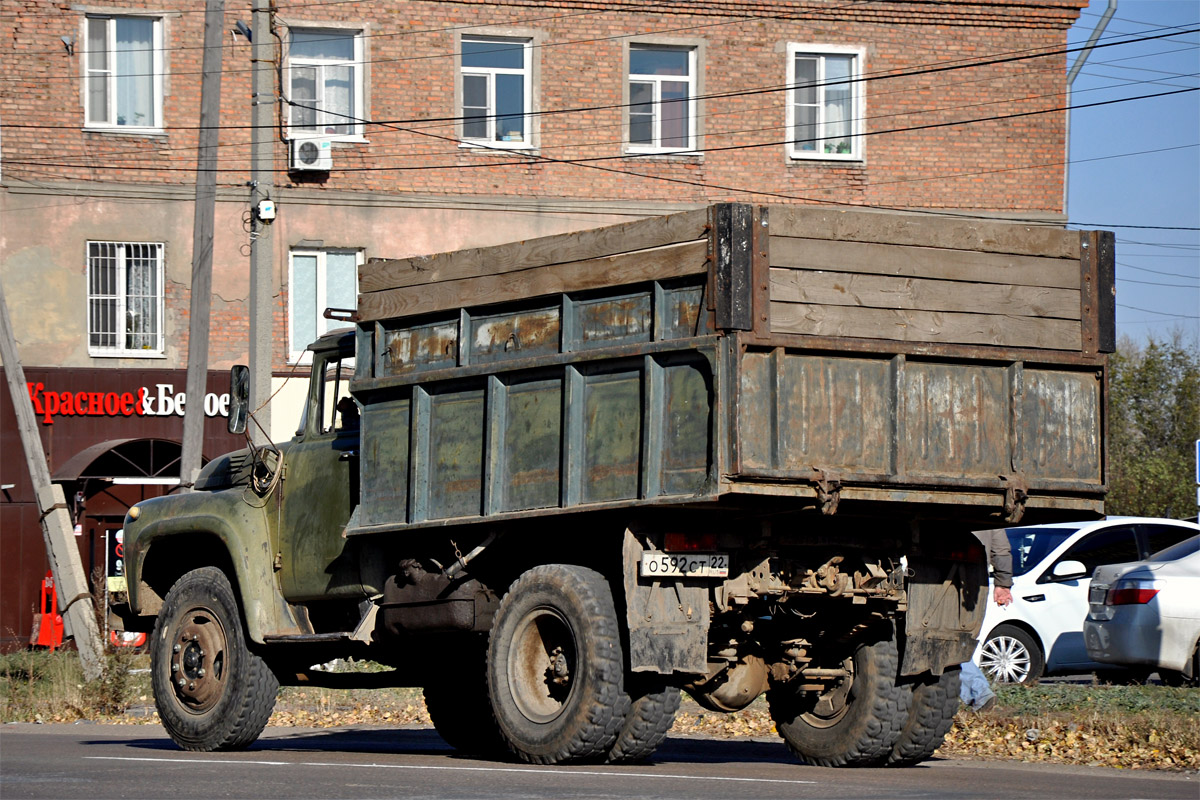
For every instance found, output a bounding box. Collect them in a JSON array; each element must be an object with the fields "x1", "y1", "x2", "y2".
[
  {"x1": 640, "y1": 552, "x2": 729, "y2": 578},
  {"x1": 1089, "y1": 584, "x2": 1108, "y2": 604}
]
